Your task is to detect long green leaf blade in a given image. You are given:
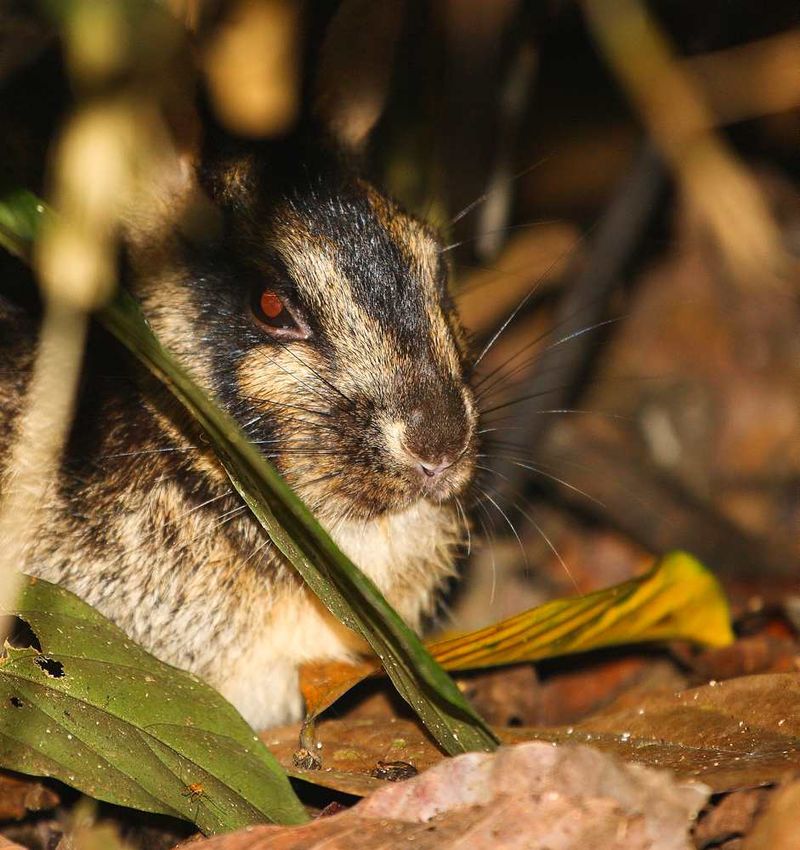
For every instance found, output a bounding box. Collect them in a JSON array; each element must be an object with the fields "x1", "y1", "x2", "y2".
[{"x1": 101, "y1": 290, "x2": 498, "y2": 753}]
